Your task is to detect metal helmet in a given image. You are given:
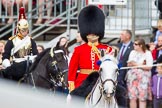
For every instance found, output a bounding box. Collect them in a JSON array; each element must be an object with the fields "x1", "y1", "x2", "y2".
[{"x1": 17, "y1": 19, "x2": 29, "y2": 30}]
